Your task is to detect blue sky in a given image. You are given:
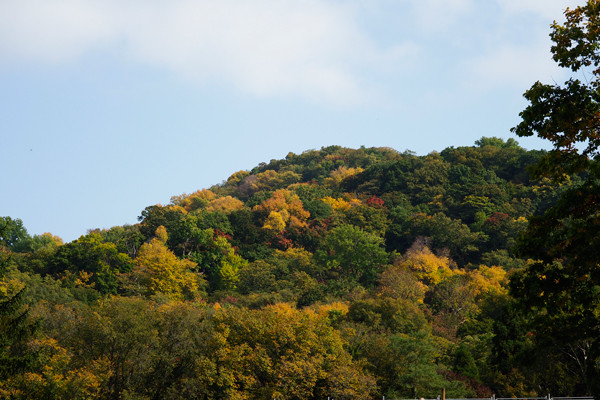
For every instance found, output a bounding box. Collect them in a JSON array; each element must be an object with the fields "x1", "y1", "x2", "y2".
[{"x1": 0, "y1": 0, "x2": 585, "y2": 242}]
